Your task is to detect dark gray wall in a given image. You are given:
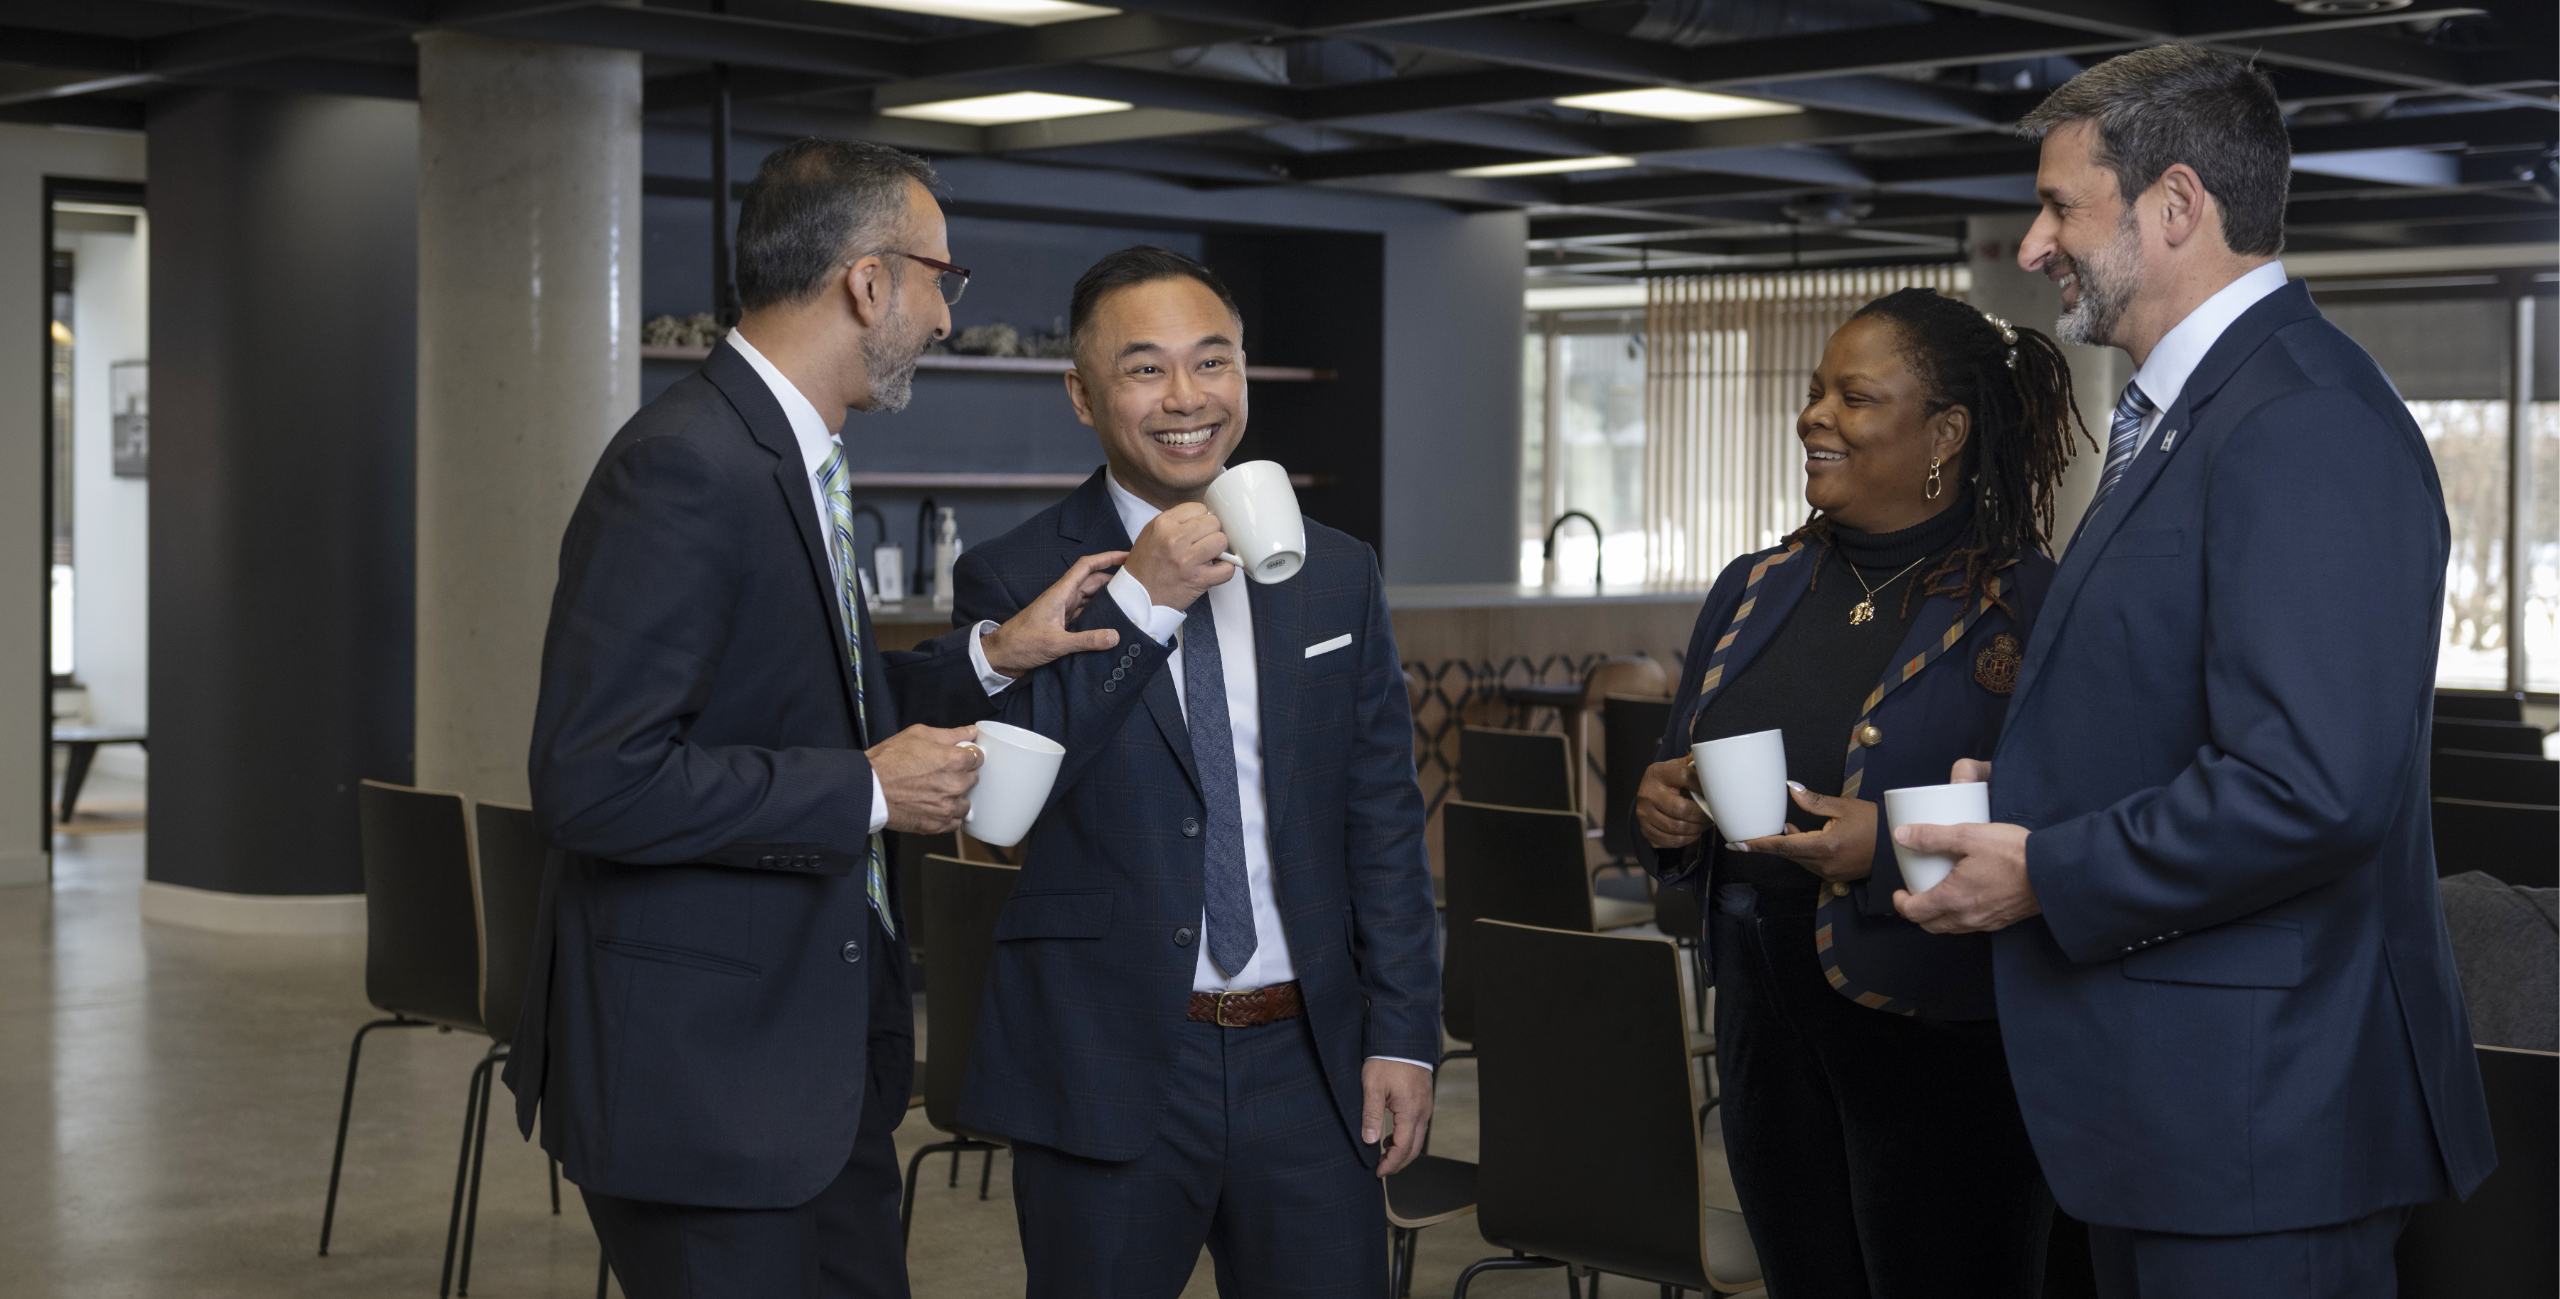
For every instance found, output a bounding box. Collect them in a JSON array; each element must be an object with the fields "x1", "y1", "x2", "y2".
[{"x1": 148, "y1": 89, "x2": 418, "y2": 895}]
